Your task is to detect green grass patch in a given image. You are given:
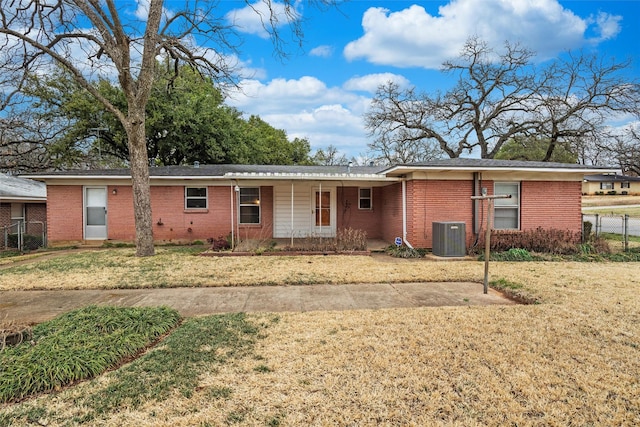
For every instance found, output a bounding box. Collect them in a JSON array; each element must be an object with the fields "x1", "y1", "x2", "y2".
[
  {"x1": 1, "y1": 313, "x2": 268, "y2": 425},
  {"x1": 490, "y1": 278, "x2": 524, "y2": 290},
  {"x1": 0, "y1": 250, "x2": 22, "y2": 259},
  {"x1": 0, "y1": 306, "x2": 181, "y2": 404},
  {"x1": 583, "y1": 207, "x2": 640, "y2": 216}
]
